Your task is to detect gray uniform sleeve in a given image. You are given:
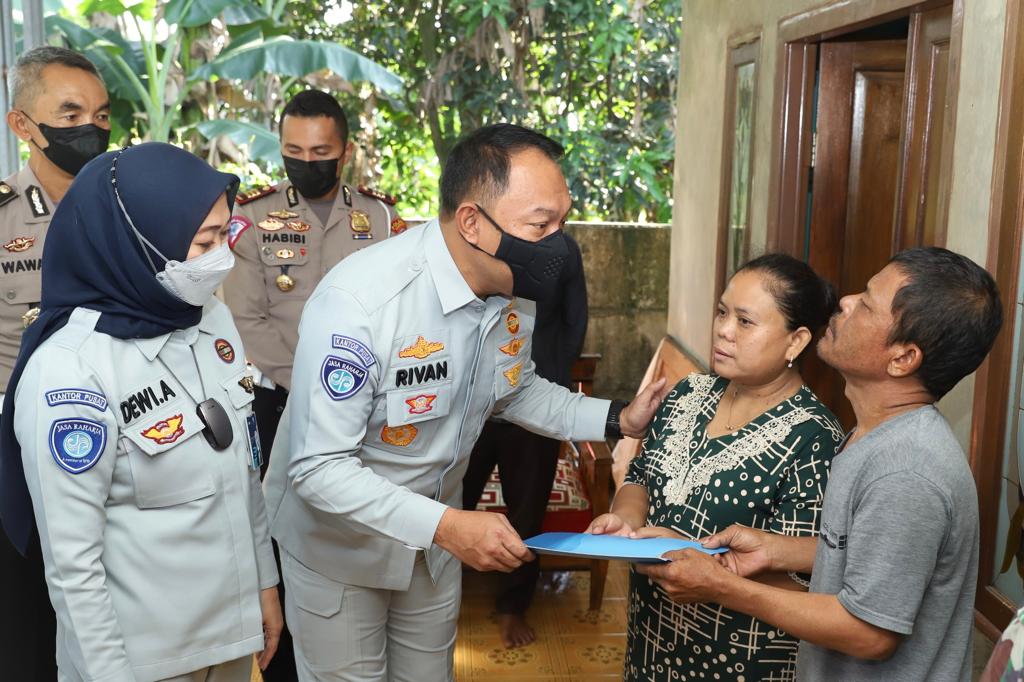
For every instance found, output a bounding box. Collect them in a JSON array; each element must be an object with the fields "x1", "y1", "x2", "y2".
[
  {"x1": 287, "y1": 286, "x2": 448, "y2": 549},
  {"x1": 835, "y1": 470, "x2": 949, "y2": 635},
  {"x1": 222, "y1": 210, "x2": 294, "y2": 388},
  {"x1": 14, "y1": 349, "x2": 134, "y2": 682},
  {"x1": 493, "y1": 351, "x2": 610, "y2": 441},
  {"x1": 248, "y1": 464, "x2": 279, "y2": 590}
]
